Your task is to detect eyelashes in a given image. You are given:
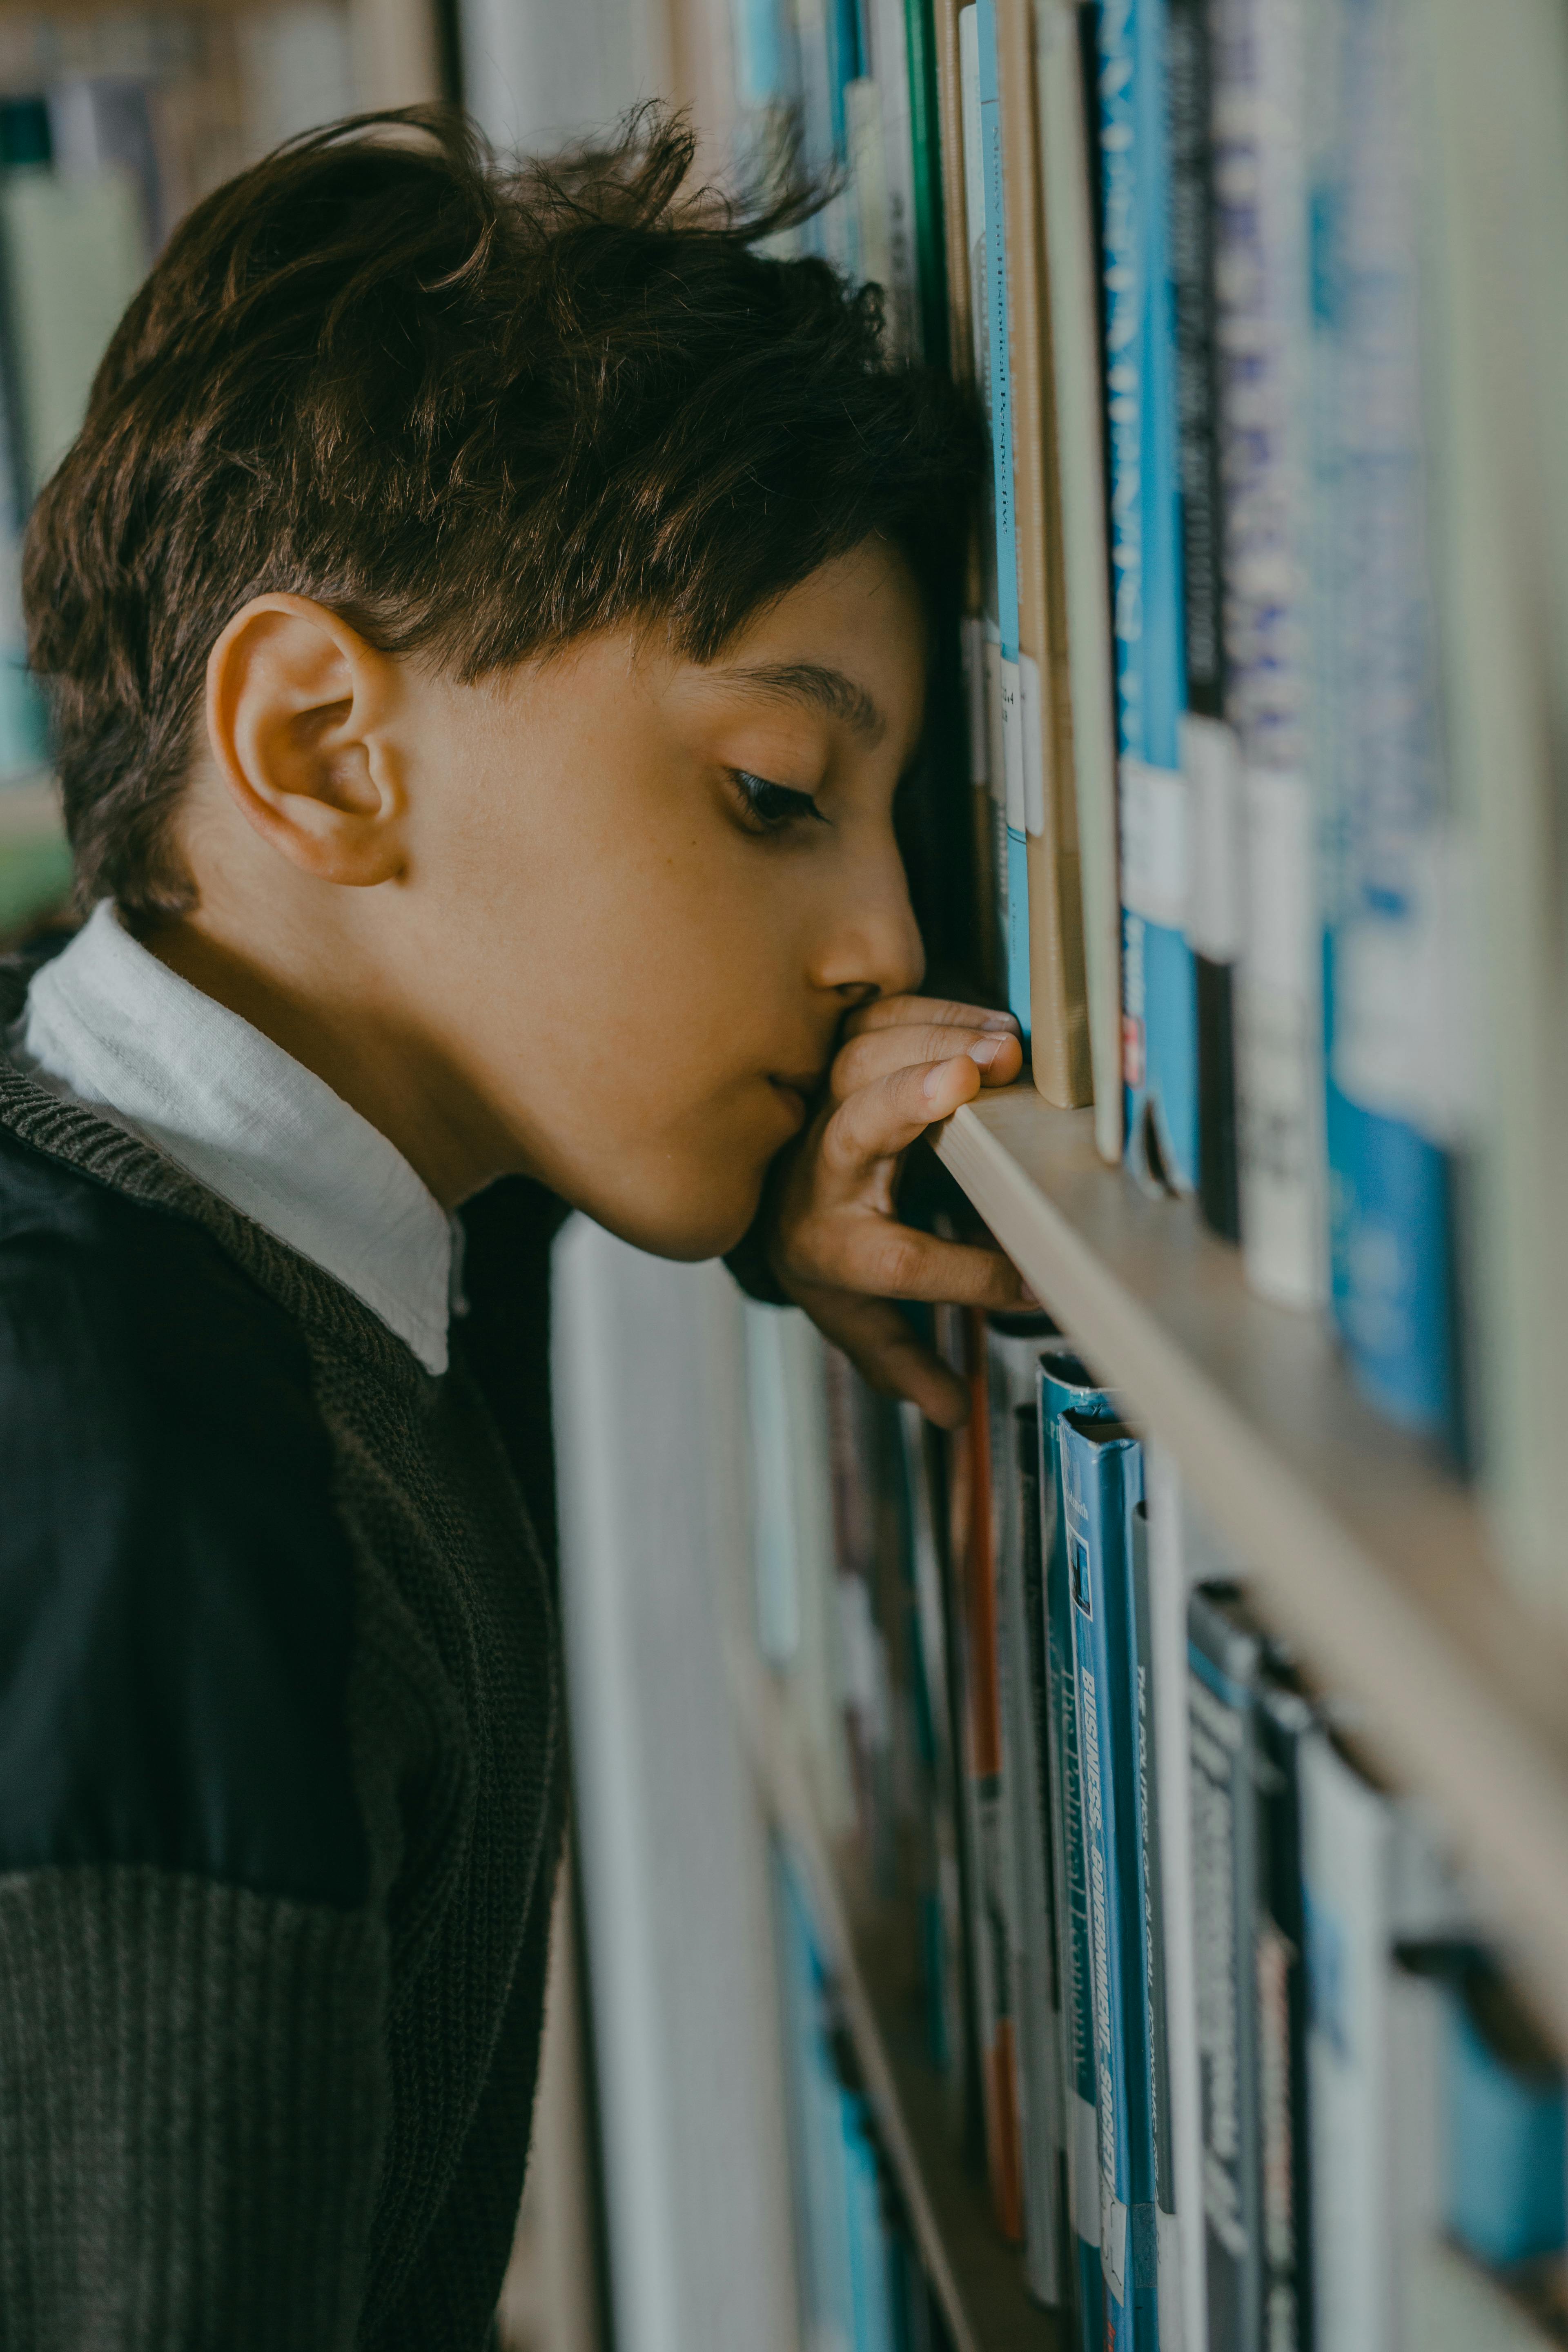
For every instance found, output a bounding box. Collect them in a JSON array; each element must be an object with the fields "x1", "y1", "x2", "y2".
[{"x1": 729, "y1": 768, "x2": 829, "y2": 835}]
